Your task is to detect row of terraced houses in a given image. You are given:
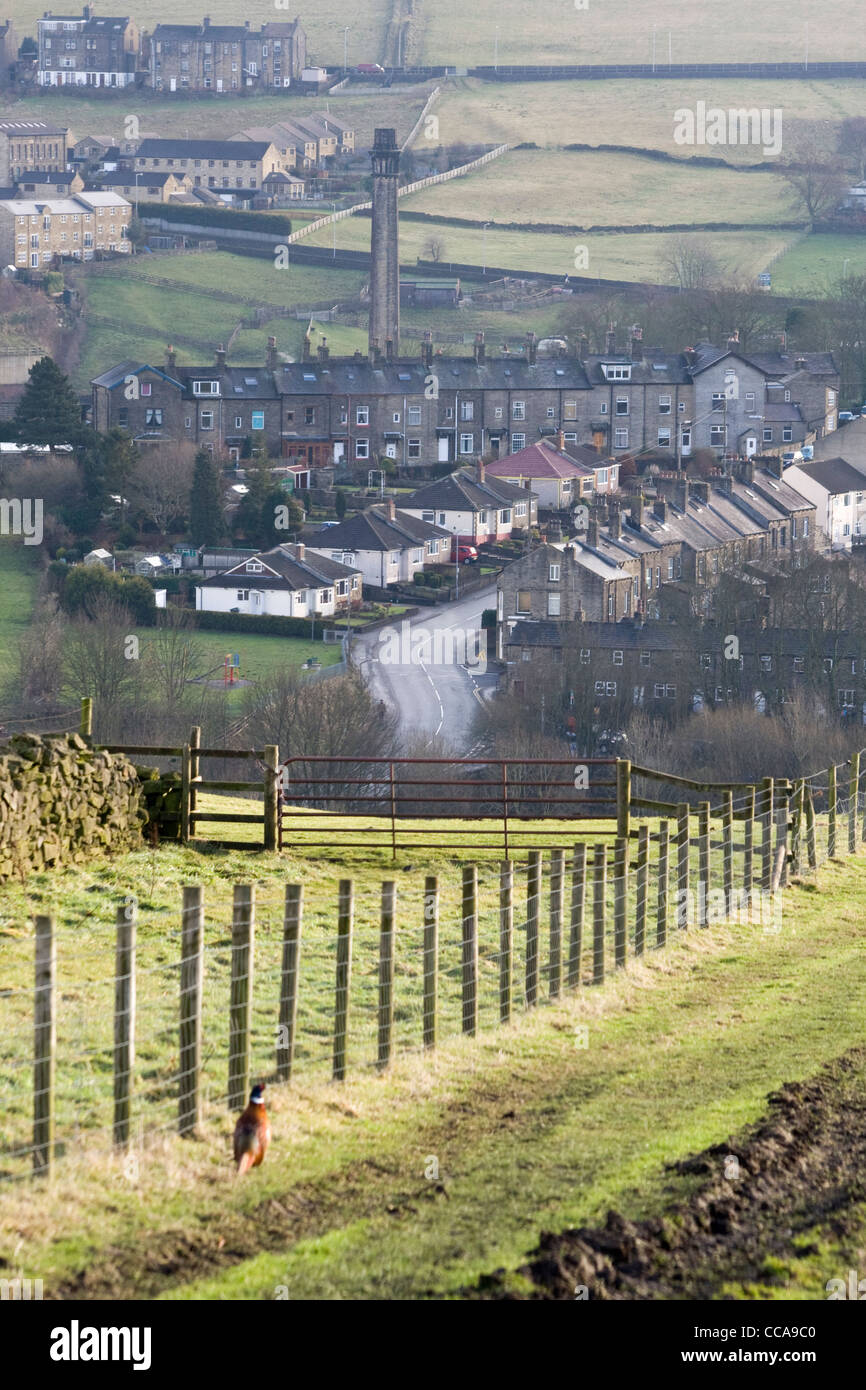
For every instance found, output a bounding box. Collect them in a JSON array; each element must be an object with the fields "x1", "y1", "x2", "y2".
[{"x1": 91, "y1": 330, "x2": 841, "y2": 469}]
